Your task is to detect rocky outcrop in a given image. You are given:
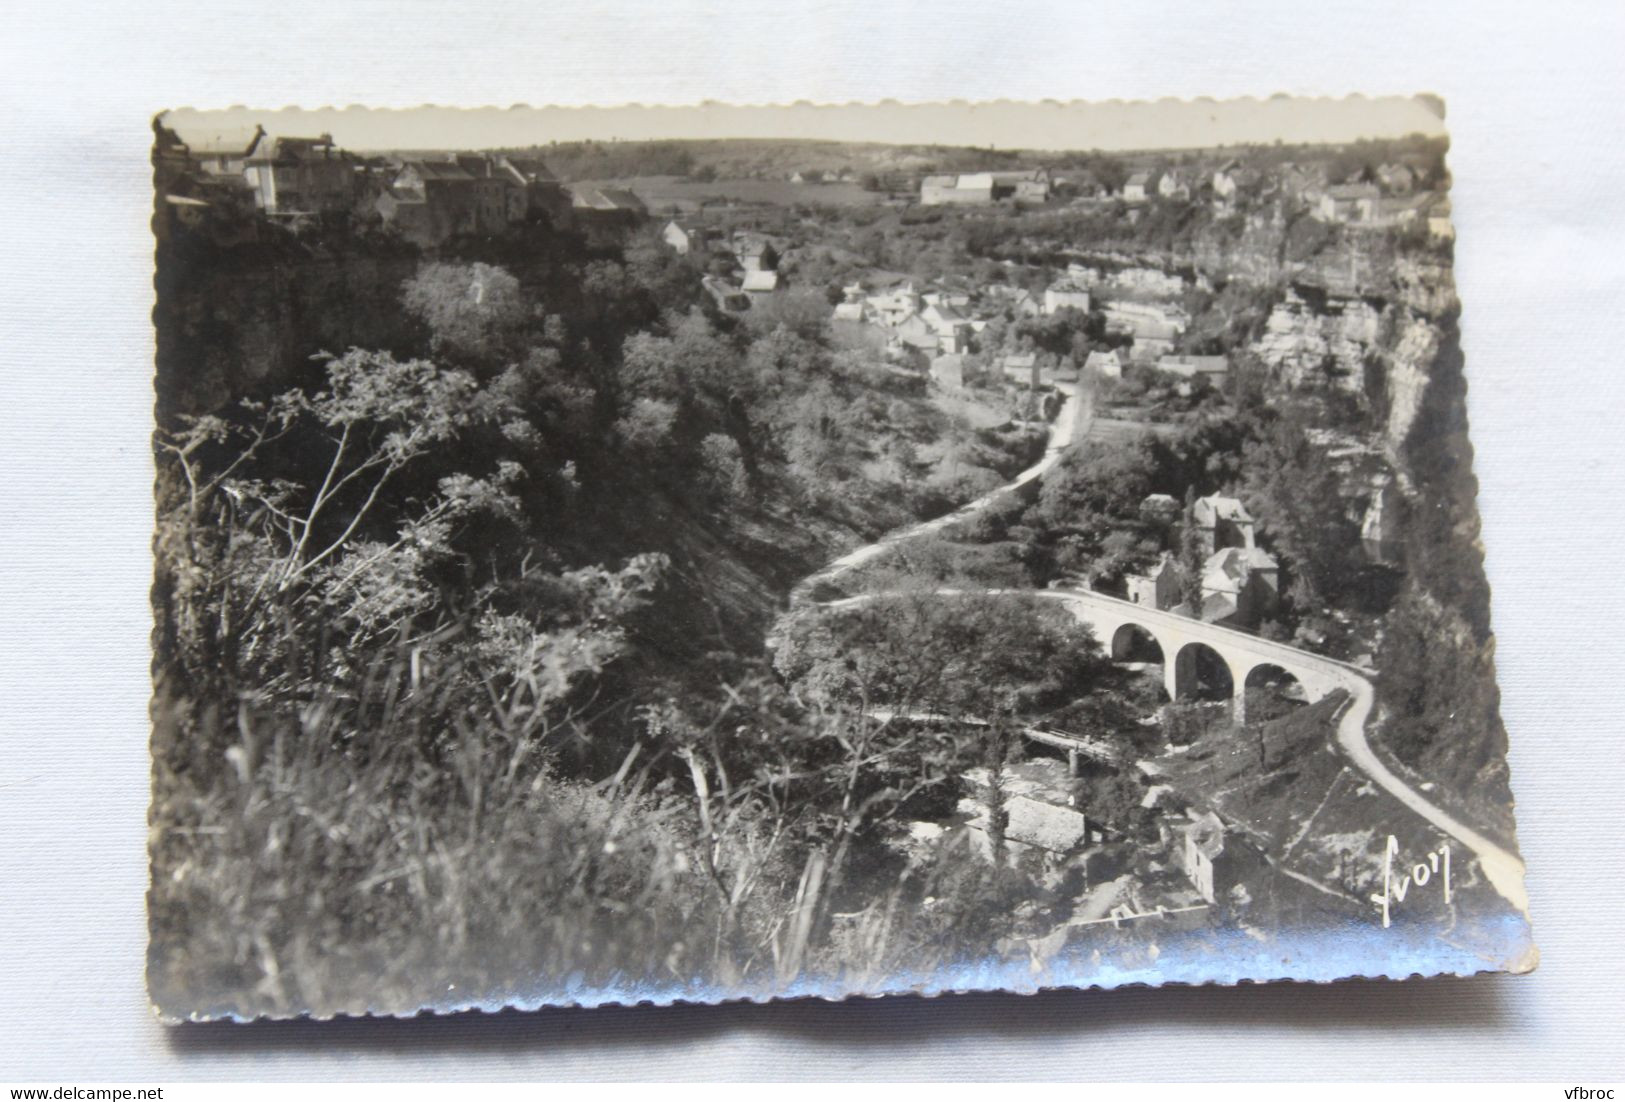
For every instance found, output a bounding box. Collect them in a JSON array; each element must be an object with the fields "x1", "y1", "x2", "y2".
[
  {"x1": 1377, "y1": 314, "x2": 1441, "y2": 453},
  {"x1": 155, "y1": 241, "x2": 422, "y2": 417},
  {"x1": 1251, "y1": 289, "x2": 1383, "y2": 394}
]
